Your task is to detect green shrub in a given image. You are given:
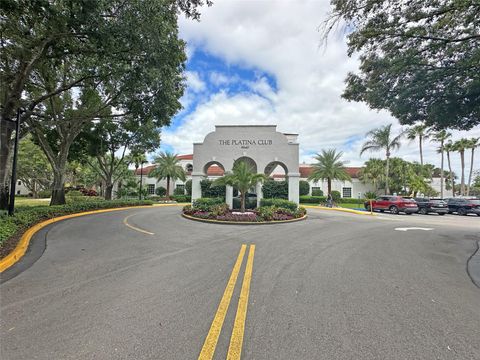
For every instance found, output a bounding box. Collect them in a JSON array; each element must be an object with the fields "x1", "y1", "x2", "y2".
[
  {"x1": 37, "y1": 190, "x2": 51, "y2": 198},
  {"x1": 256, "y1": 206, "x2": 276, "y2": 221},
  {"x1": 232, "y1": 197, "x2": 257, "y2": 210},
  {"x1": 299, "y1": 180, "x2": 310, "y2": 196},
  {"x1": 262, "y1": 180, "x2": 288, "y2": 199},
  {"x1": 331, "y1": 191, "x2": 341, "y2": 202},
  {"x1": 173, "y1": 187, "x2": 185, "y2": 195},
  {"x1": 155, "y1": 187, "x2": 166, "y2": 196},
  {"x1": 201, "y1": 179, "x2": 226, "y2": 198},
  {"x1": 192, "y1": 197, "x2": 224, "y2": 211},
  {"x1": 364, "y1": 191, "x2": 377, "y2": 200},
  {"x1": 338, "y1": 197, "x2": 365, "y2": 204},
  {"x1": 0, "y1": 200, "x2": 154, "y2": 247},
  {"x1": 311, "y1": 188, "x2": 323, "y2": 196},
  {"x1": 260, "y1": 198, "x2": 297, "y2": 211},
  {"x1": 185, "y1": 180, "x2": 192, "y2": 195},
  {"x1": 172, "y1": 195, "x2": 191, "y2": 203},
  {"x1": 299, "y1": 195, "x2": 326, "y2": 204}
]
